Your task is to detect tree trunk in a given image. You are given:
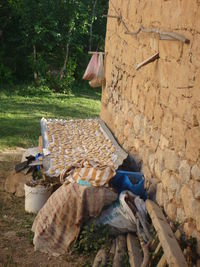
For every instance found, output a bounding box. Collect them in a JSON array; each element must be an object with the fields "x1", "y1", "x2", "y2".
[
  {"x1": 60, "y1": 43, "x2": 69, "y2": 80},
  {"x1": 113, "y1": 235, "x2": 126, "y2": 267},
  {"x1": 33, "y1": 44, "x2": 38, "y2": 85},
  {"x1": 89, "y1": 0, "x2": 98, "y2": 51}
]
